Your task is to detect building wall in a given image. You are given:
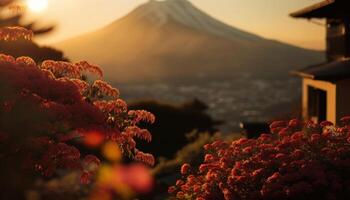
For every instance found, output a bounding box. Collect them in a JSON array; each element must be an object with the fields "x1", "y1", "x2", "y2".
[
  {"x1": 302, "y1": 78, "x2": 337, "y2": 123},
  {"x1": 336, "y1": 79, "x2": 350, "y2": 121}
]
